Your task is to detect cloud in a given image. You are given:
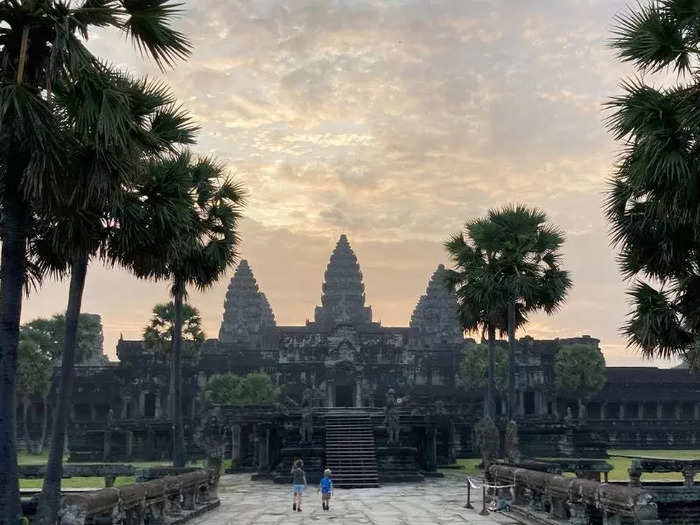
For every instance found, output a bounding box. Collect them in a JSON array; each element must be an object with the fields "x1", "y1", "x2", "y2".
[{"x1": 21, "y1": 0, "x2": 676, "y2": 367}]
